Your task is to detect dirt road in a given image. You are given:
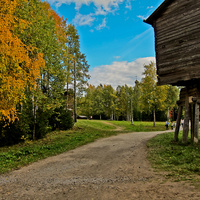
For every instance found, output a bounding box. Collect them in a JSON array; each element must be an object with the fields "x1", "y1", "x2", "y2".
[{"x1": 1, "y1": 131, "x2": 200, "y2": 200}]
